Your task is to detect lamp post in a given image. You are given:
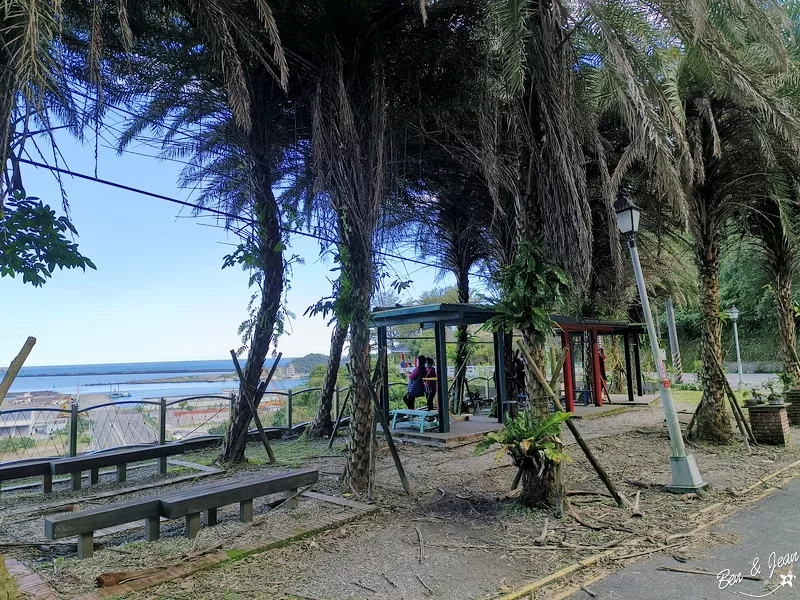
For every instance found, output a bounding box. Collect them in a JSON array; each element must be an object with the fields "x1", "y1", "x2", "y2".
[
  {"x1": 616, "y1": 192, "x2": 707, "y2": 494},
  {"x1": 727, "y1": 306, "x2": 744, "y2": 391}
]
